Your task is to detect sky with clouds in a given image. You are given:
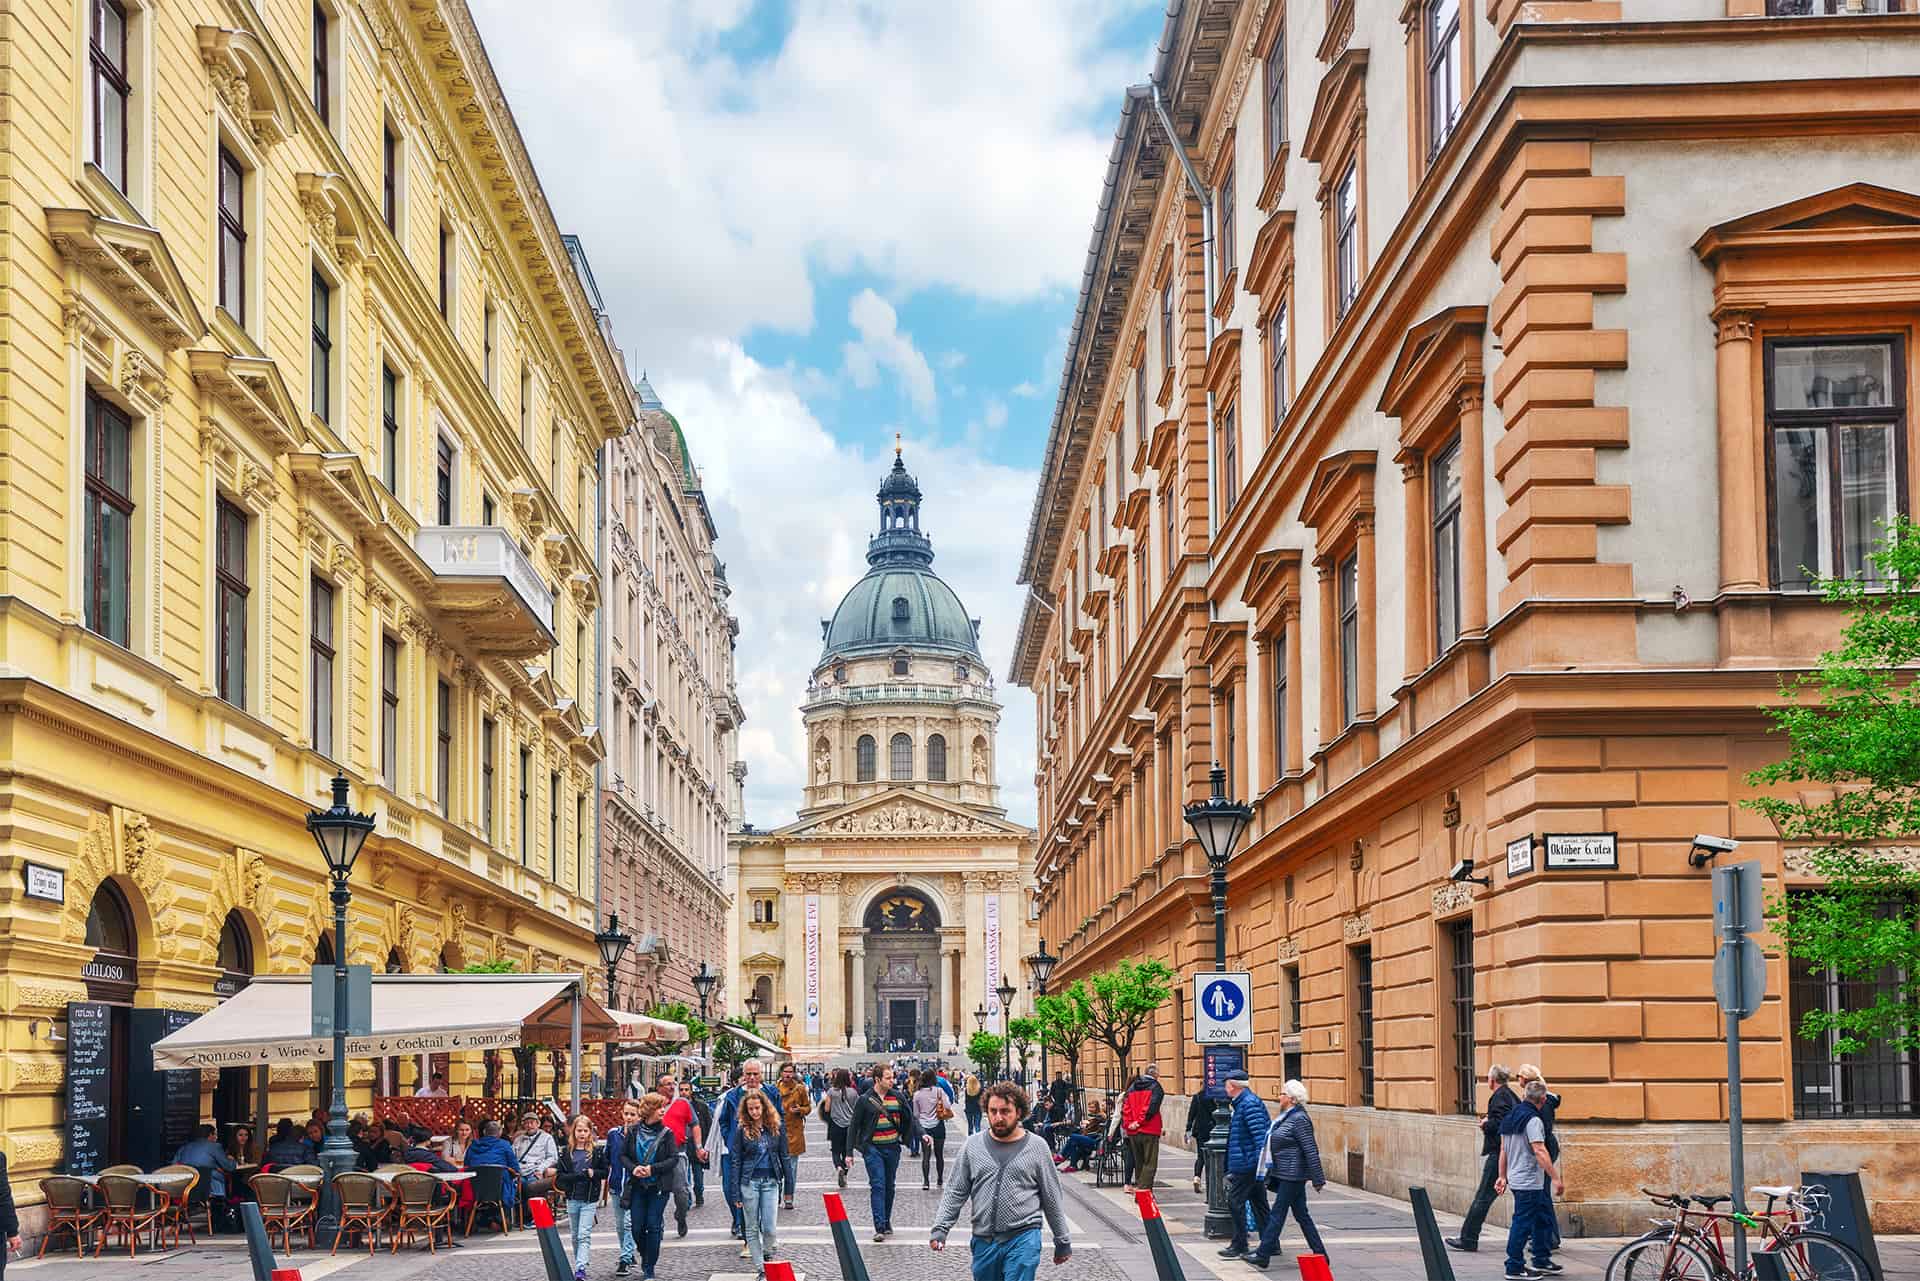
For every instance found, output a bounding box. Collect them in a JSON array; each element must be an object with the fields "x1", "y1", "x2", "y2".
[{"x1": 470, "y1": 0, "x2": 1166, "y2": 827}]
